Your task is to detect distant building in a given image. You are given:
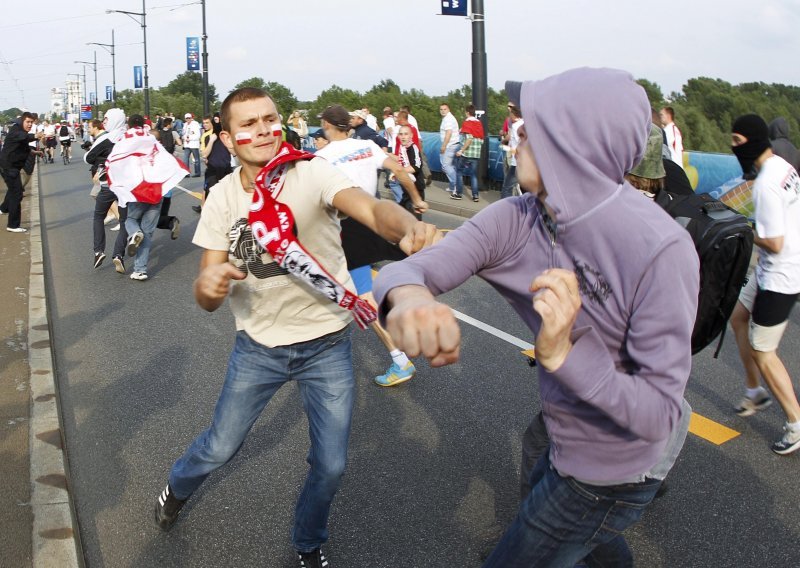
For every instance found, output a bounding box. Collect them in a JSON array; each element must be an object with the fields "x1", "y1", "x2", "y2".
[{"x1": 50, "y1": 87, "x2": 66, "y2": 119}]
